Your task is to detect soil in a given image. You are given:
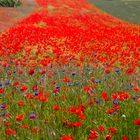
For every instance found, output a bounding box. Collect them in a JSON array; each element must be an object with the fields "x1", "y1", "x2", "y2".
[{"x1": 0, "y1": 0, "x2": 37, "y2": 32}]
